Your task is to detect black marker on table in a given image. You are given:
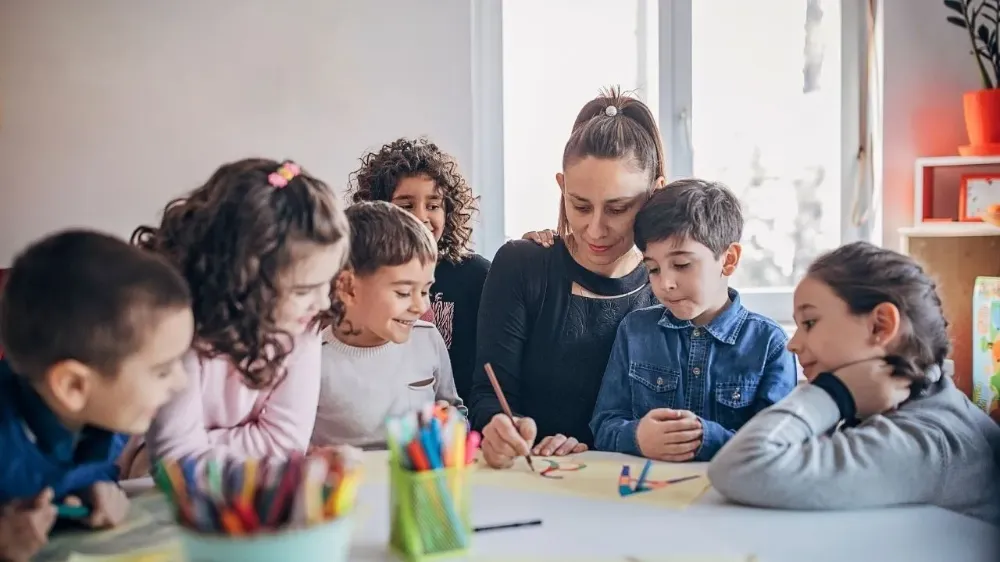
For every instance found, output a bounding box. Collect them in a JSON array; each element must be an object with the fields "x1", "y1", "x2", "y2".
[{"x1": 473, "y1": 519, "x2": 543, "y2": 533}]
